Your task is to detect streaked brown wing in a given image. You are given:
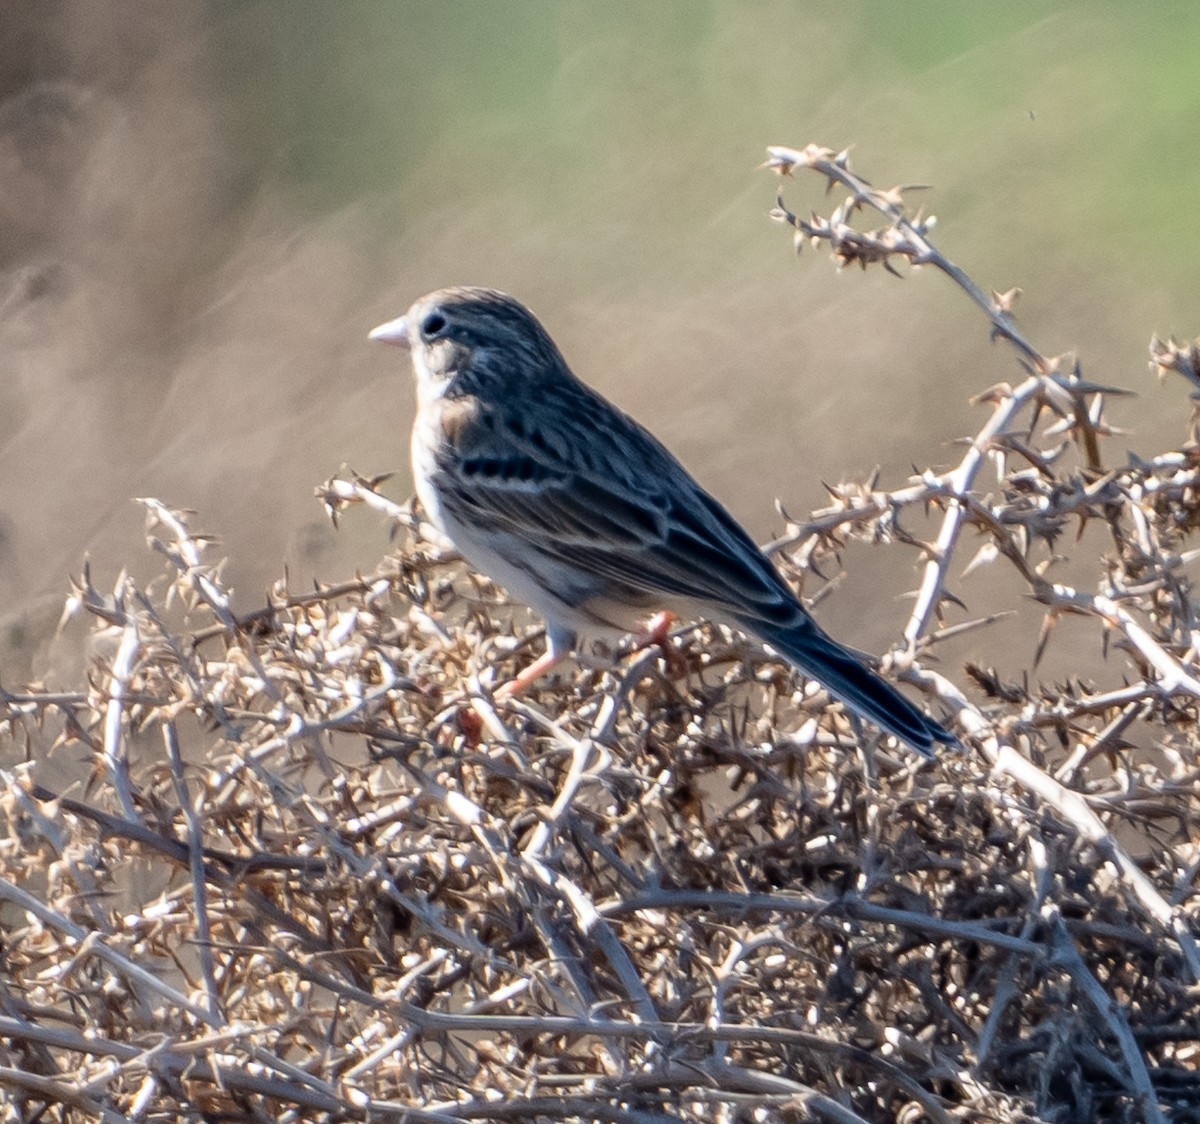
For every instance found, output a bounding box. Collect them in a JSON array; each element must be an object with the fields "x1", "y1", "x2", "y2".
[{"x1": 430, "y1": 384, "x2": 801, "y2": 624}]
